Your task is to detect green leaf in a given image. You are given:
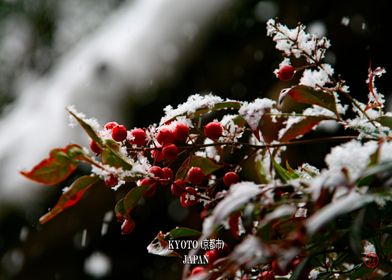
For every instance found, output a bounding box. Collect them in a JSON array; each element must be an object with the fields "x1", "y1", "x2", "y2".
[
  {"x1": 67, "y1": 107, "x2": 103, "y2": 145},
  {"x1": 102, "y1": 139, "x2": 133, "y2": 170},
  {"x1": 241, "y1": 153, "x2": 269, "y2": 184},
  {"x1": 273, "y1": 159, "x2": 299, "y2": 182},
  {"x1": 286, "y1": 85, "x2": 339, "y2": 117},
  {"x1": 115, "y1": 186, "x2": 149, "y2": 218},
  {"x1": 21, "y1": 144, "x2": 84, "y2": 185},
  {"x1": 168, "y1": 227, "x2": 201, "y2": 239},
  {"x1": 376, "y1": 115, "x2": 392, "y2": 129},
  {"x1": 280, "y1": 116, "x2": 330, "y2": 142},
  {"x1": 176, "y1": 155, "x2": 222, "y2": 179},
  {"x1": 358, "y1": 161, "x2": 392, "y2": 186},
  {"x1": 39, "y1": 175, "x2": 99, "y2": 224}
]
